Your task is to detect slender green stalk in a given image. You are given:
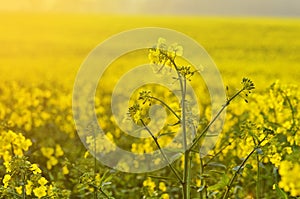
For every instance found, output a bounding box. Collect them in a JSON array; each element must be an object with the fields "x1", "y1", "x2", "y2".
[
  {"x1": 199, "y1": 157, "x2": 207, "y2": 199},
  {"x1": 150, "y1": 96, "x2": 181, "y2": 122},
  {"x1": 222, "y1": 147, "x2": 256, "y2": 199},
  {"x1": 203, "y1": 143, "x2": 230, "y2": 167},
  {"x1": 222, "y1": 133, "x2": 270, "y2": 199},
  {"x1": 141, "y1": 119, "x2": 183, "y2": 184},
  {"x1": 182, "y1": 150, "x2": 191, "y2": 199},
  {"x1": 190, "y1": 88, "x2": 245, "y2": 150},
  {"x1": 181, "y1": 78, "x2": 191, "y2": 199},
  {"x1": 278, "y1": 88, "x2": 296, "y2": 128},
  {"x1": 22, "y1": 172, "x2": 26, "y2": 199},
  {"x1": 94, "y1": 131, "x2": 97, "y2": 199},
  {"x1": 256, "y1": 153, "x2": 260, "y2": 199},
  {"x1": 89, "y1": 183, "x2": 110, "y2": 199},
  {"x1": 158, "y1": 53, "x2": 248, "y2": 199},
  {"x1": 168, "y1": 53, "x2": 191, "y2": 199}
]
